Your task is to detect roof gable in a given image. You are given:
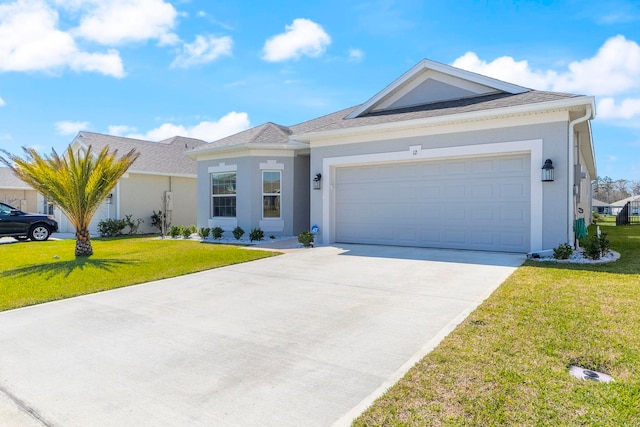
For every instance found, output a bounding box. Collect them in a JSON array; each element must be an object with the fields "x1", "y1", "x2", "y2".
[{"x1": 347, "y1": 58, "x2": 530, "y2": 119}]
